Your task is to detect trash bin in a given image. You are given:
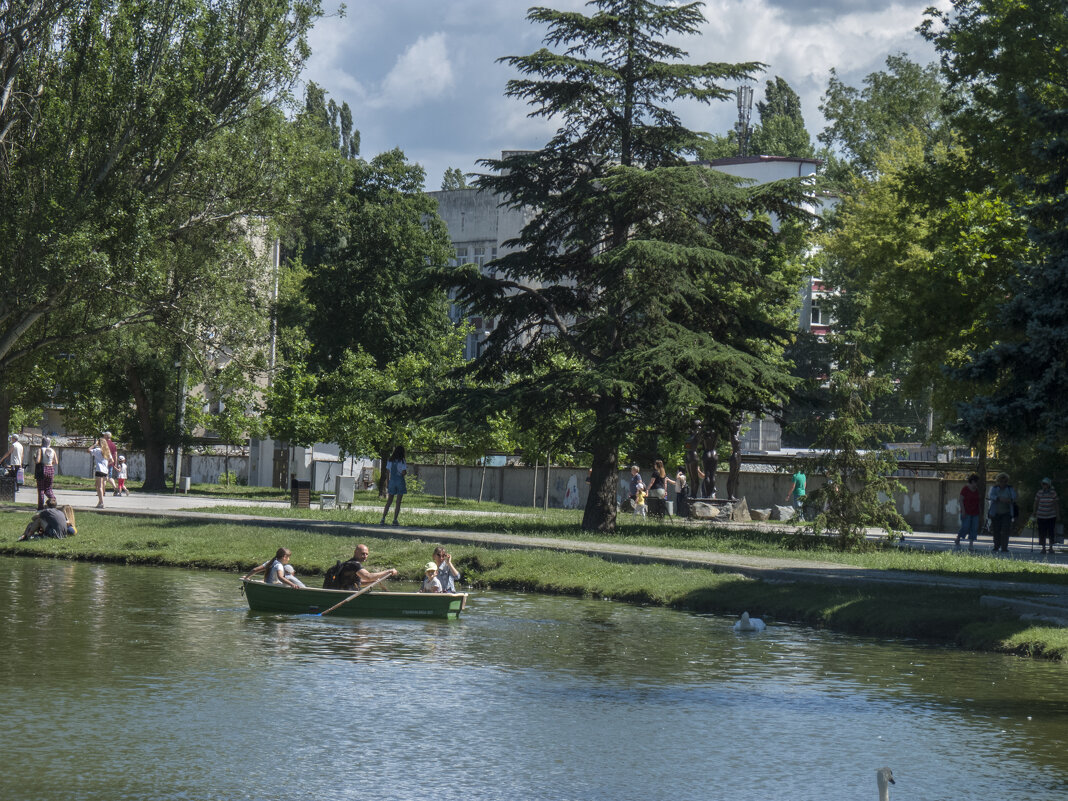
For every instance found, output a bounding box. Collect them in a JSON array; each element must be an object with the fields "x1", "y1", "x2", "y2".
[
  {"x1": 0, "y1": 474, "x2": 15, "y2": 502},
  {"x1": 179, "y1": 476, "x2": 191, "y2": 493},
  {"x1": 290, "y1": 477, "x2": 311, "y2": 509}
]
